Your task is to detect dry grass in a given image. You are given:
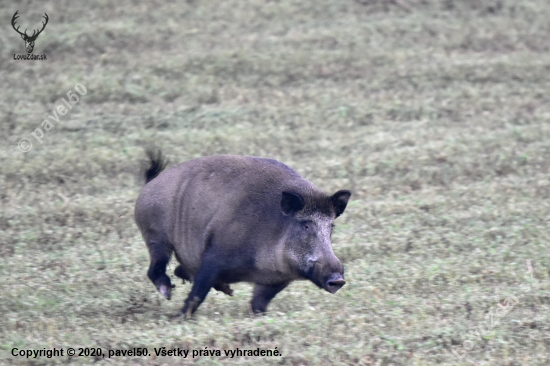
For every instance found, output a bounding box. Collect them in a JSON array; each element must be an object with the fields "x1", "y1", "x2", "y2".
[{"x1": 1, "y1": 0, "x2": 550, "y2": 365}]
